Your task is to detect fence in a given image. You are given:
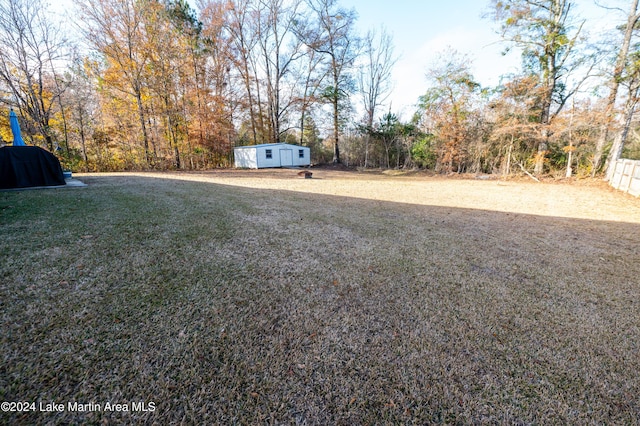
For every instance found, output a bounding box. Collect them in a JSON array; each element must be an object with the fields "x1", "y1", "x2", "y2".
[{"x1": 609, "y1": 159, "x2": 640, "y2": 197}]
